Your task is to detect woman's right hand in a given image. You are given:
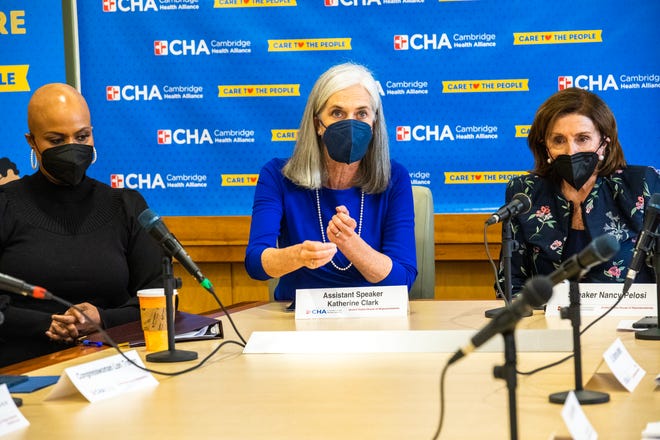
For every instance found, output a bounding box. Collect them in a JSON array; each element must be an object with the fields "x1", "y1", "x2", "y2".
[{"x1": 297, "y1": 240, "x2": 337, "y2": 270}]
